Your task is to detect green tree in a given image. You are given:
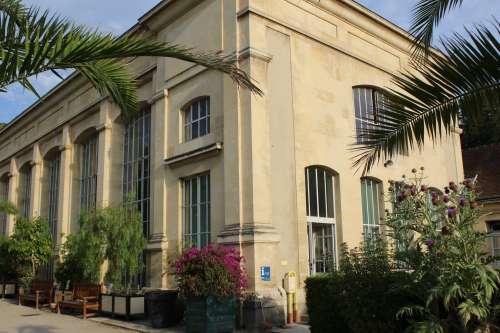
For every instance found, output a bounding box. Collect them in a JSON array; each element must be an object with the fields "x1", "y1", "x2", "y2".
[
  {"x1": 9, "y1": 217, "x2": 52, "y2": 288},
  {"x1": 56, "y1": 204, "x2": 146, "y2": 291},
  {"x1": 103, "y1": 204, "x2": 146, "y2": 292},
  {"x1": 0, "y1": 0, "x2": 261, "y2": 117},
  {"x1": 352, "y1": 0, "x2": 499, "y2": 174},
  {"x1": 386, "y1": 169, "x2": 500, "y2": 332},
  {"x1": 55, "y1": 211, "x2": 108, "y2": 285}
]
